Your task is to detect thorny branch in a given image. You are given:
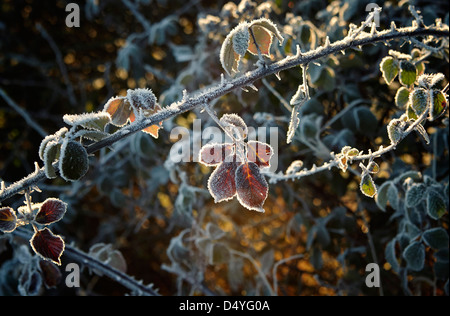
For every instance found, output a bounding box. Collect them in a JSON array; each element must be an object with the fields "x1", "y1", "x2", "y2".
[{"x1": 0, "y1": 25, "x2": 448, "y2": 203}]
